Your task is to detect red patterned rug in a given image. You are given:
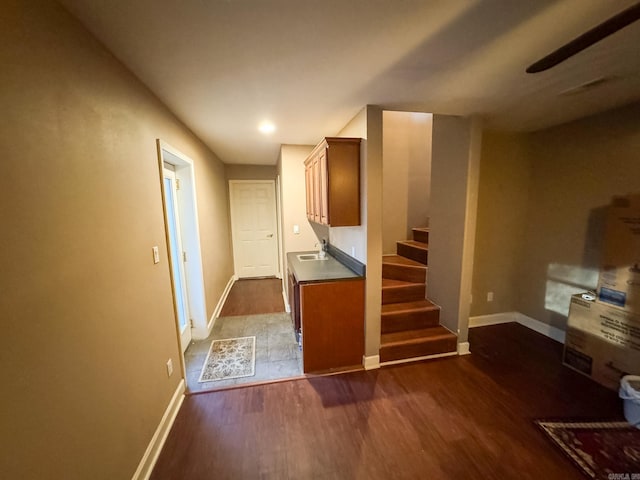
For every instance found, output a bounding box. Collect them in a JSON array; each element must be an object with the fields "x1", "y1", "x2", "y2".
[{"x1": 536, "y1": 420, "x2": 640, "y2": 479}]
